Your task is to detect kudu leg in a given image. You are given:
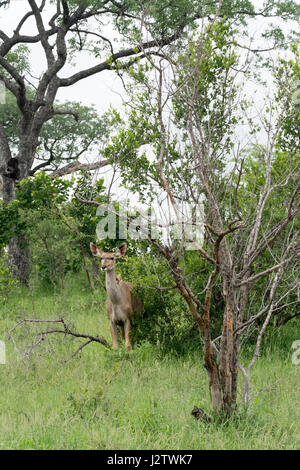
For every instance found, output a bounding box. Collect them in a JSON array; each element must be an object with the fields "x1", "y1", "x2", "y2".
[
  {"x1": 110, "y1": 321, "x2": 118, "y2": 349},
  {"x1": 124, "y1": 319, "x2": 132, "y2": 351}
]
